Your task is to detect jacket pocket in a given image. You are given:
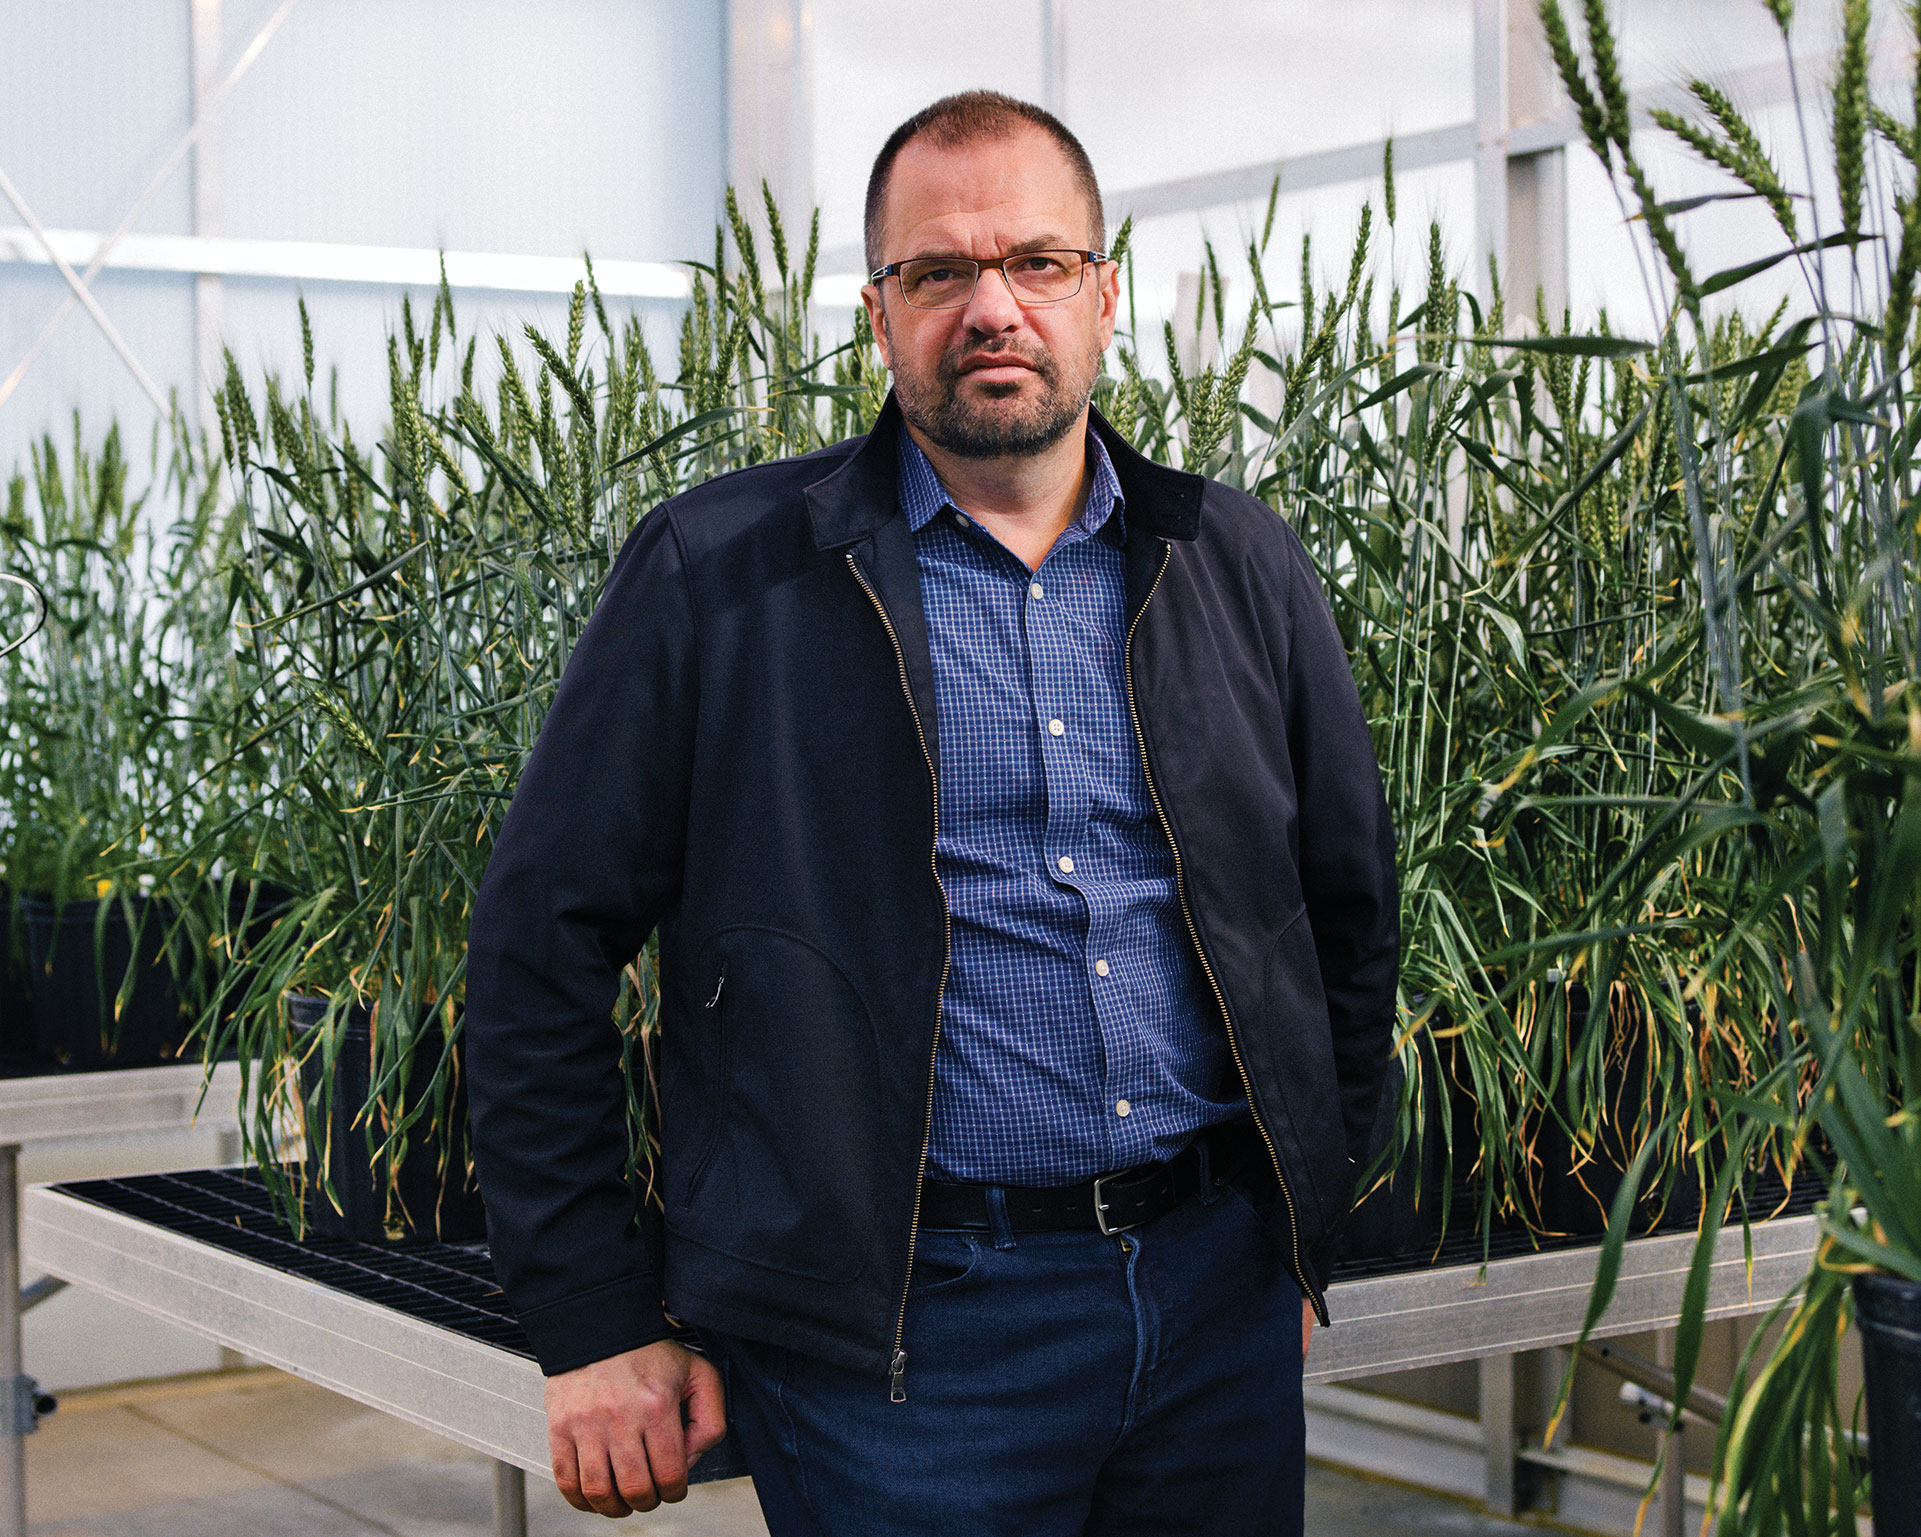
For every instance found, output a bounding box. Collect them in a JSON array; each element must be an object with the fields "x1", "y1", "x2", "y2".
[
  {"x1": 663, "y1": 926, "x2": 882, "y2": 1283},
  {"x1": 673, "y1": 956, "x2": 731, "y2": 1210}
]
